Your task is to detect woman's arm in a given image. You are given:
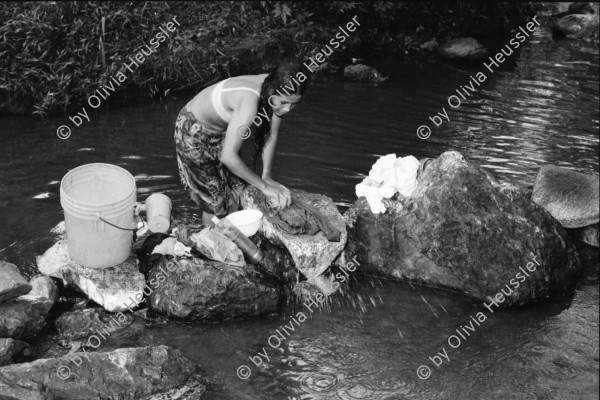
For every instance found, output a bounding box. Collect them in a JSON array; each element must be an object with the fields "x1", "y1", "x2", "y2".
[
  {"x1": 219, "y1": 97, "x2": 290, "y2": 207},
  {"x1": 220, "y1": 100, "x2": 268, "y2": 191},
  {"x1": 261, "y1": 114, "x2": 281, "y2": 180}
]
